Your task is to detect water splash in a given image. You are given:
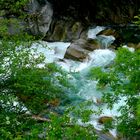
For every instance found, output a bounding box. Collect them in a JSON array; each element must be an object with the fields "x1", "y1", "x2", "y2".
[
  {"x1": 32, "y1": 26, "x2": 120, "y2": 138},
  {"x1": 97, "y1": 35, "x2": 115, "y2": 49},
  {"x1": 31, "y1": 41, "x2": 70, "y2": 63},
  {"x1": 87, "y1": 26, "x2": 105, "y2": 39}
]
